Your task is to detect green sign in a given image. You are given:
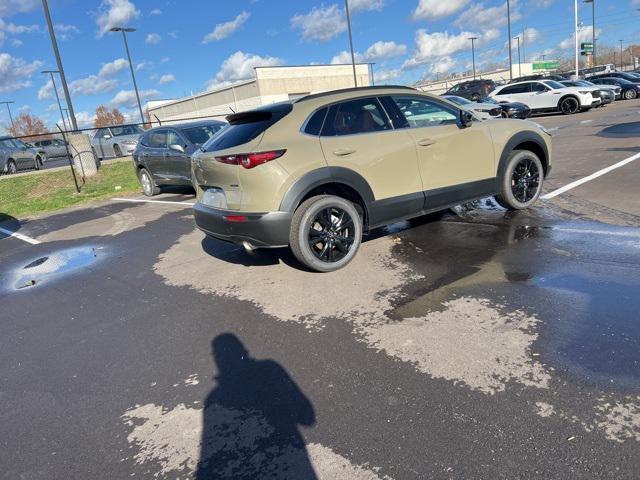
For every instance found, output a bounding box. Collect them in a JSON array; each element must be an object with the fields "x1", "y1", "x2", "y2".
[
  {"x1": 532, "y1": 61, "x2": 559, "y2": 72},
  {"x1": 581, "y1": 42, "x2": 593, "y2": 51}
]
